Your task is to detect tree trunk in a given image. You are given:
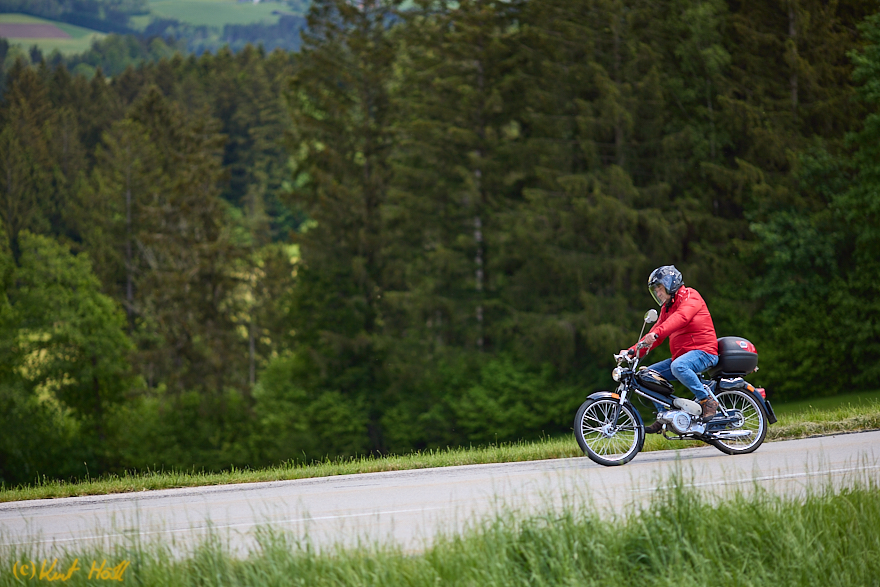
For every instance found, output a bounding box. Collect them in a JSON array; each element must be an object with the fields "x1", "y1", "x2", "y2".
[
  {"x1": 124, "y1": 170, "x2": 134, "y2": 332},
  {"x1": 613, "y1": 12, "x2": 625, "y2": 168},
  {"x1": 789, "y1": 2, "x2": 798, "y2": 119}
]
